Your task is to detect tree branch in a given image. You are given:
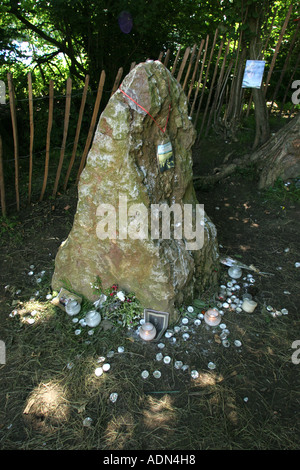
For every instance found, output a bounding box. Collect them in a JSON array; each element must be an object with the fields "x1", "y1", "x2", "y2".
[
  {"x1": 9, "y1": 6, "x2": 63, "y2": 50},
  {"x1": 9, "y1": 5, "x2": 87, "y2": 79}
]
